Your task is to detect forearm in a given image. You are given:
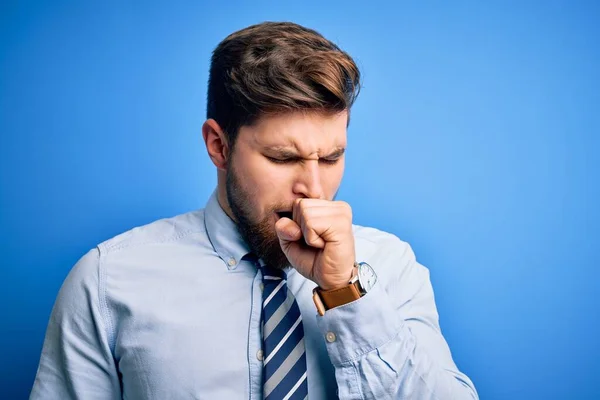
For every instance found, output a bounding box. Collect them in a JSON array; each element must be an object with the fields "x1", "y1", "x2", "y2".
[{"x1": 317, "y1": 281, "x2": 478, "y2": 399}]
